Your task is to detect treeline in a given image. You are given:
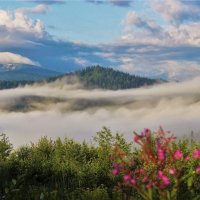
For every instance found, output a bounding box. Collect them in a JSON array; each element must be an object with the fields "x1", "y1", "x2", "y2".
[
  {"x1": 0, "y1": 128, "x2": 131, "y2": 200},
  {"x1": 0, "y1": 80, "x2": 34, "y2": 90},
  {"x1": 1, "y1": 128, "x2": 200, "y2": 200},
  {"x1": 75, "y1": 66, "x2": 158, "y2": 90},
  {"x1": 0, "y1": 66, "x2": 159, "y2": 90}
]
